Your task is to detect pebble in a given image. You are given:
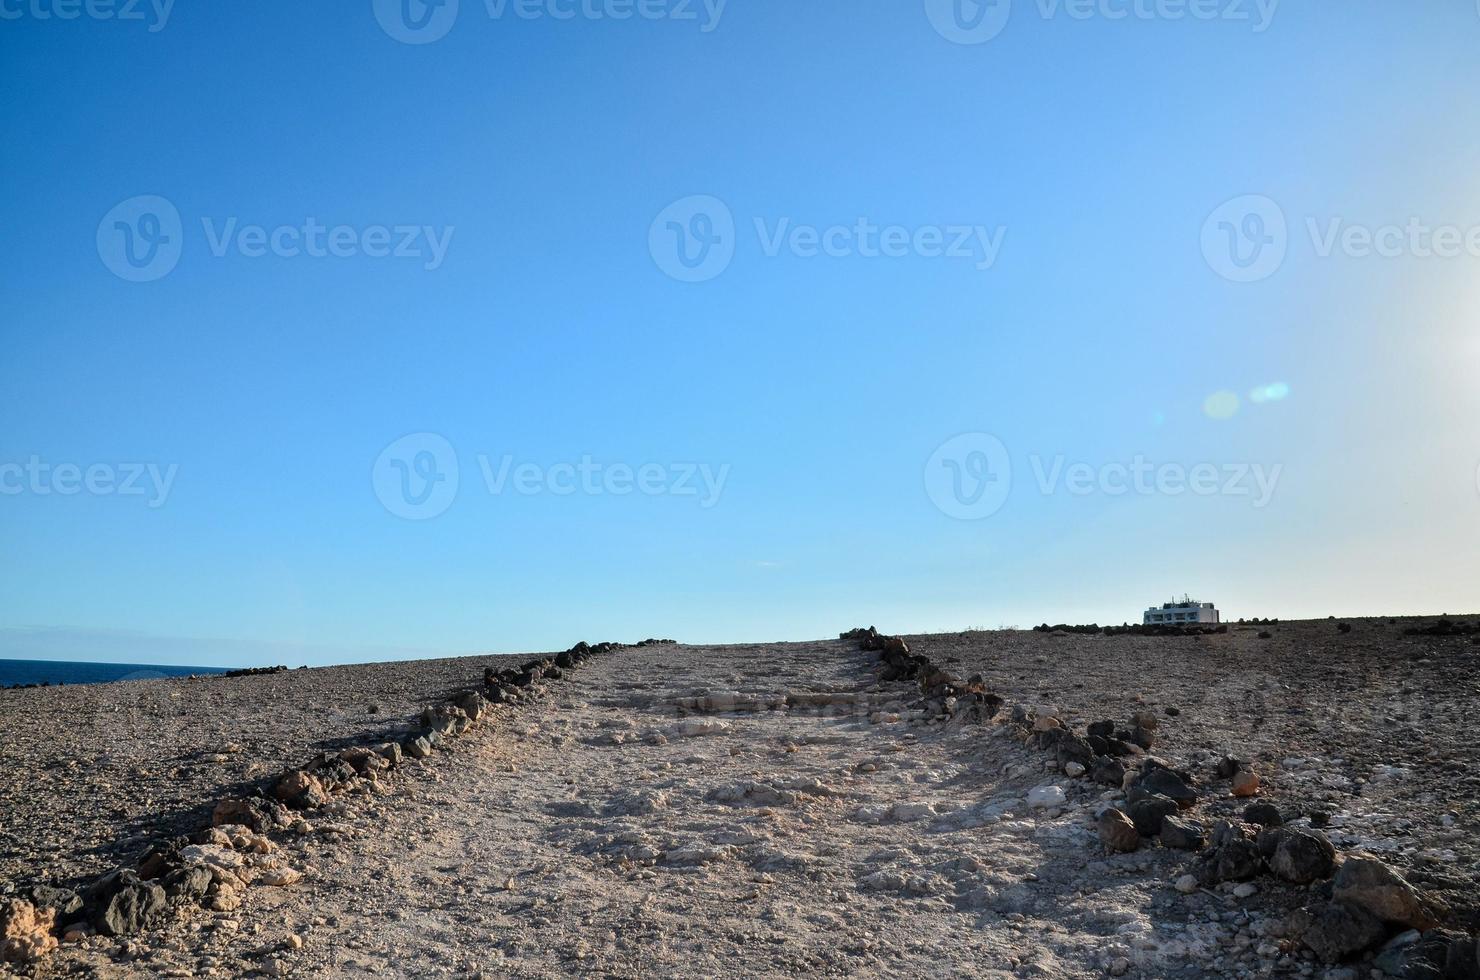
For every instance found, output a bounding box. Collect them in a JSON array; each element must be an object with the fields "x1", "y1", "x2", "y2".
[{"x1": 1175, "y1": 875, "x2": 1199, "y2": 894}]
